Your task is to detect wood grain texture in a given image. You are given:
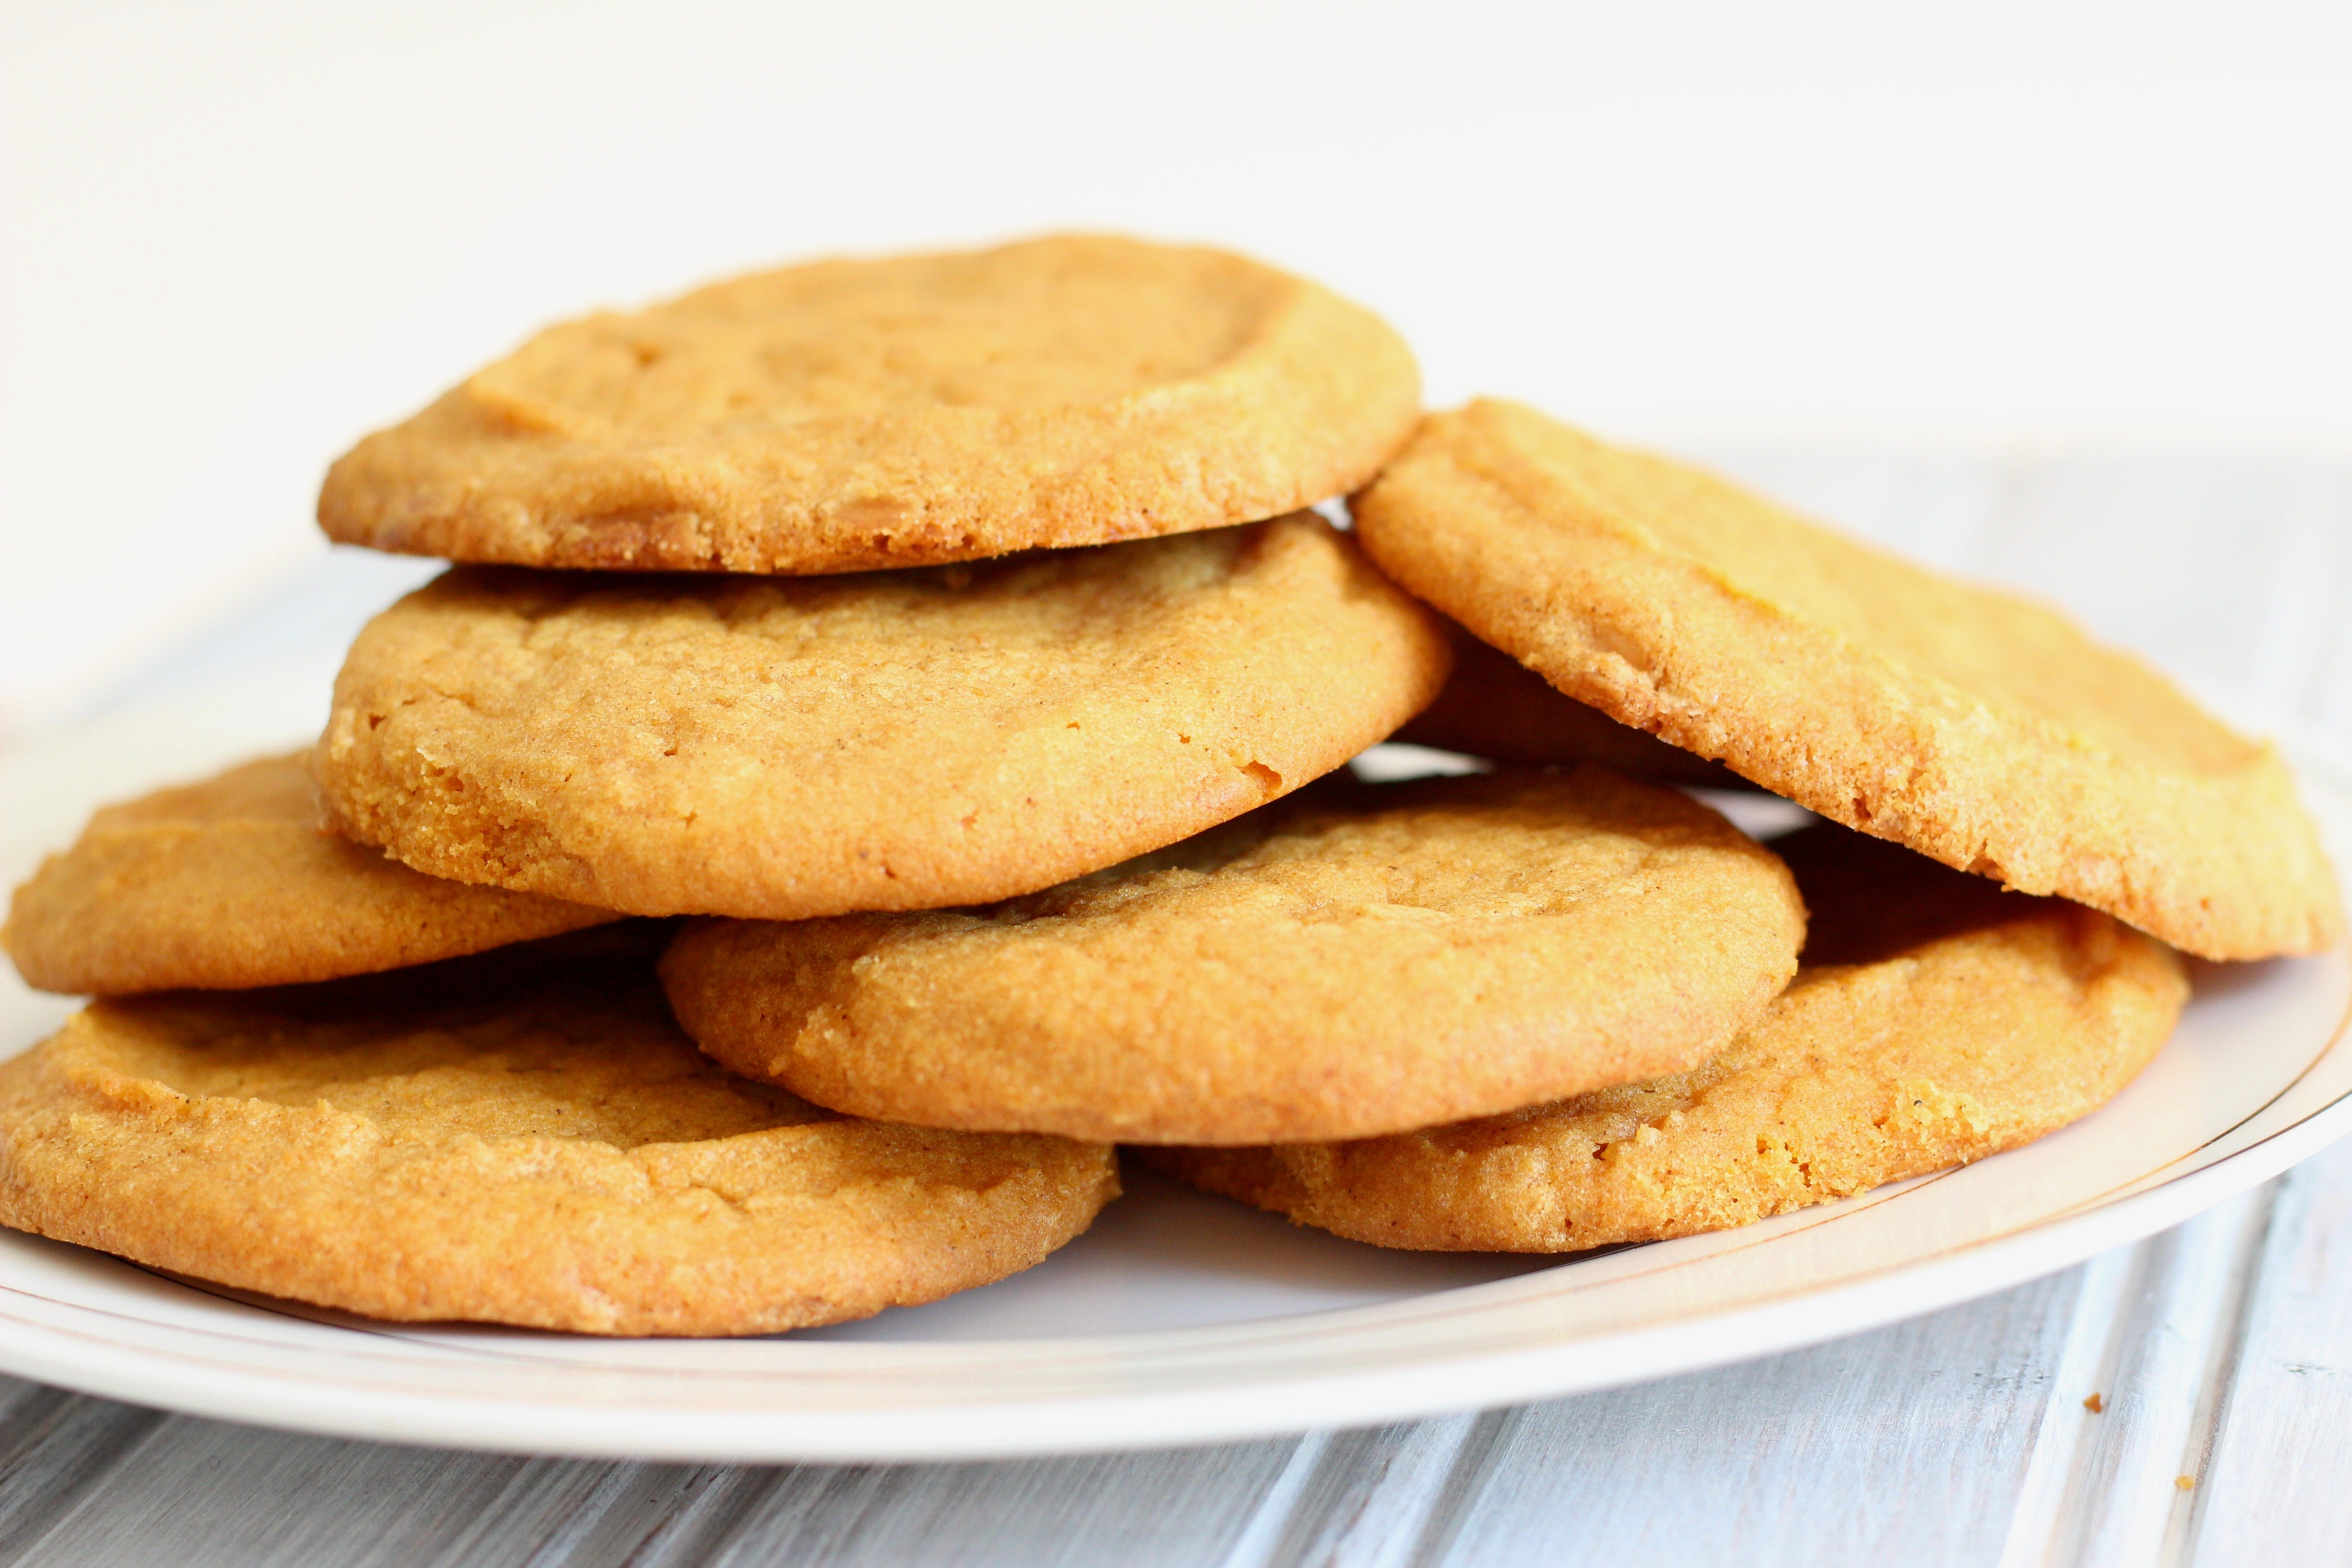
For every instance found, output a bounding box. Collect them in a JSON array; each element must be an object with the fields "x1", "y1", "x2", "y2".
[
  {"x1": 2177, "y1": 1136, "x2": 2352, "y2": 1562},
  {"x1": 1997, "y1": 1189, "x2": 2275, "y2": 1568},
  {"x1": 0, "y1": 447, "x2": 2346, "y2": 1566},
  {"x1": 2, "y1": 1418, "x2": 1310, "y2": 1568},
  {"x1": 1425, "y1": 1272, "x2": 2083, "y2": 1568}
]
